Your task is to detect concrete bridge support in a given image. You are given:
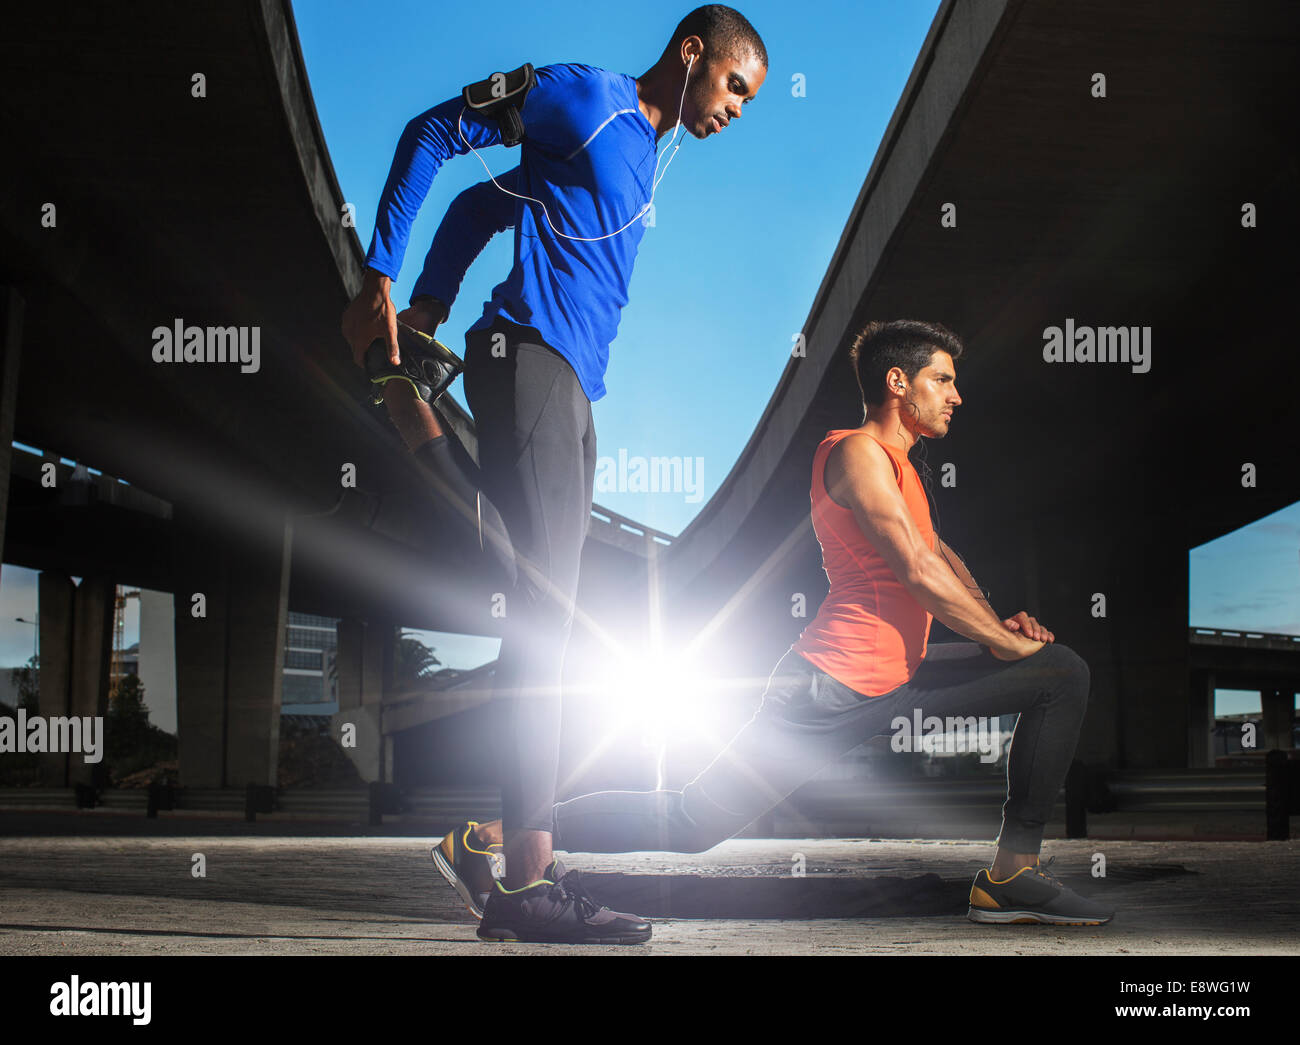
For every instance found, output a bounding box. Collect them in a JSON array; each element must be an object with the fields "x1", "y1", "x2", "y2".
[
  {"x1": 33, "y1": 571, "x2": 114, "y2": 787},
  {"x1": 36, "y1": 573, "x2": 73, "y2": 785},
  {"x1": 1260, "y1": 686, "x2": 1296, "y2": 752},
  {"x1": 0, "y1": 288, "x2": 22, "y2": 575},
  {"x1": 173, "y1": 504, "x2": 292, "y2": 788},
  {"x1": 332, "y1": 616, "x2": 393, "y2": 783},
  {"x1": 68, "y1": 575, "x2": 114, "y2": 787}
]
